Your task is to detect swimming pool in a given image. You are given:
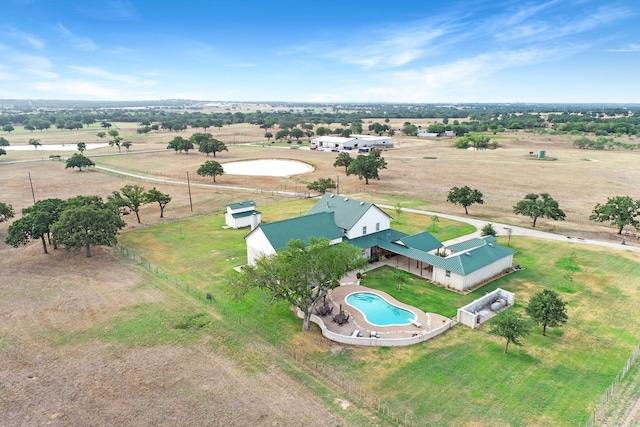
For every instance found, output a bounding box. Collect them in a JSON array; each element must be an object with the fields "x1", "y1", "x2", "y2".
[{"x1": 346, "y1": 292, "x2": 416, "y2": 327}]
